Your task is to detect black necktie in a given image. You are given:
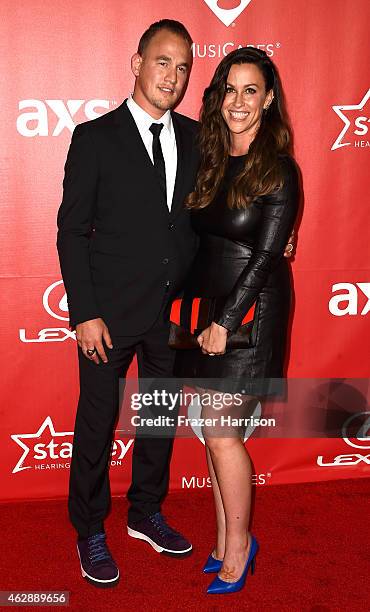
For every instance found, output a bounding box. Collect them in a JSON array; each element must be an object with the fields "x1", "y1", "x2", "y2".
[{"x1": 149, "y1": 123, "x2": 167, "y2": 203}]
